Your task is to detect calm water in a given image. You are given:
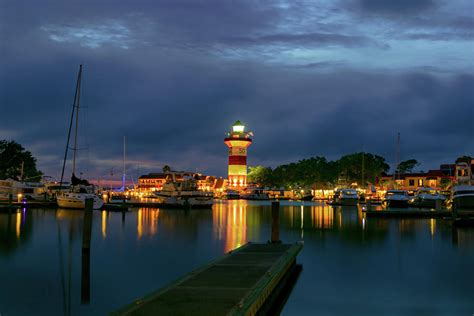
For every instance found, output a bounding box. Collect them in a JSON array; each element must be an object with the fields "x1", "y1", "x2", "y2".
[{"x1": 1, "y1": 201, "x2": 473, "y2": 315}]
